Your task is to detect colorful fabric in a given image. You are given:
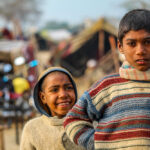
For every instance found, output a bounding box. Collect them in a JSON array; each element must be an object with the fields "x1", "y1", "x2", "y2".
[
  {"x1": 64, "y1": 62, "x2": 150, "y2": 150},
  {"x1": 120, "y1": 61, "x2": 150, "y2": 81},
  {"x1": 12, "y1": 77, "x2": 30, "y2": 94}
]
